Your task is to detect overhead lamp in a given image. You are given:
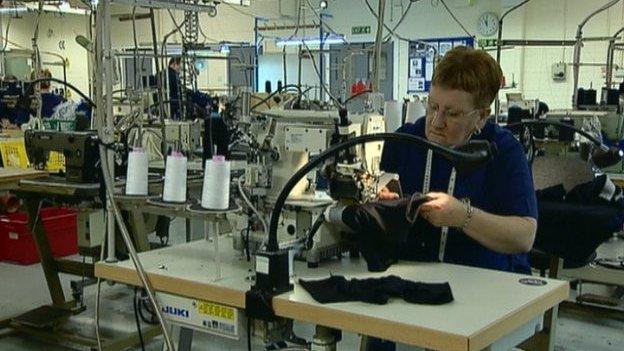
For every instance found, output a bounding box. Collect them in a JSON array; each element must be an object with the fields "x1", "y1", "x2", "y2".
[
  {"x1": 0, "y1": 7, "x2": 27, "y2": 14},
  {"x1": 22, "y1": 1, "x2": 89, "y2": 15},
  {"x1": 59, "y1": 1, "x2": 71, "y2": 11},
  {"x1": 194, "y1": 59, "x2": 207, "y2": 72},
  {"x1": 276, "y1": 34, "x2": 345, "y2": 47},
  {"x1": 75, "y1": 35, "x2": 94, "y2": 53},
  {"x1": 320, "y1": 0, "x2": 328, "y2": 9},
  {"x1": 0, "y1": 1, "x2": 28, "y2": 14}
]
